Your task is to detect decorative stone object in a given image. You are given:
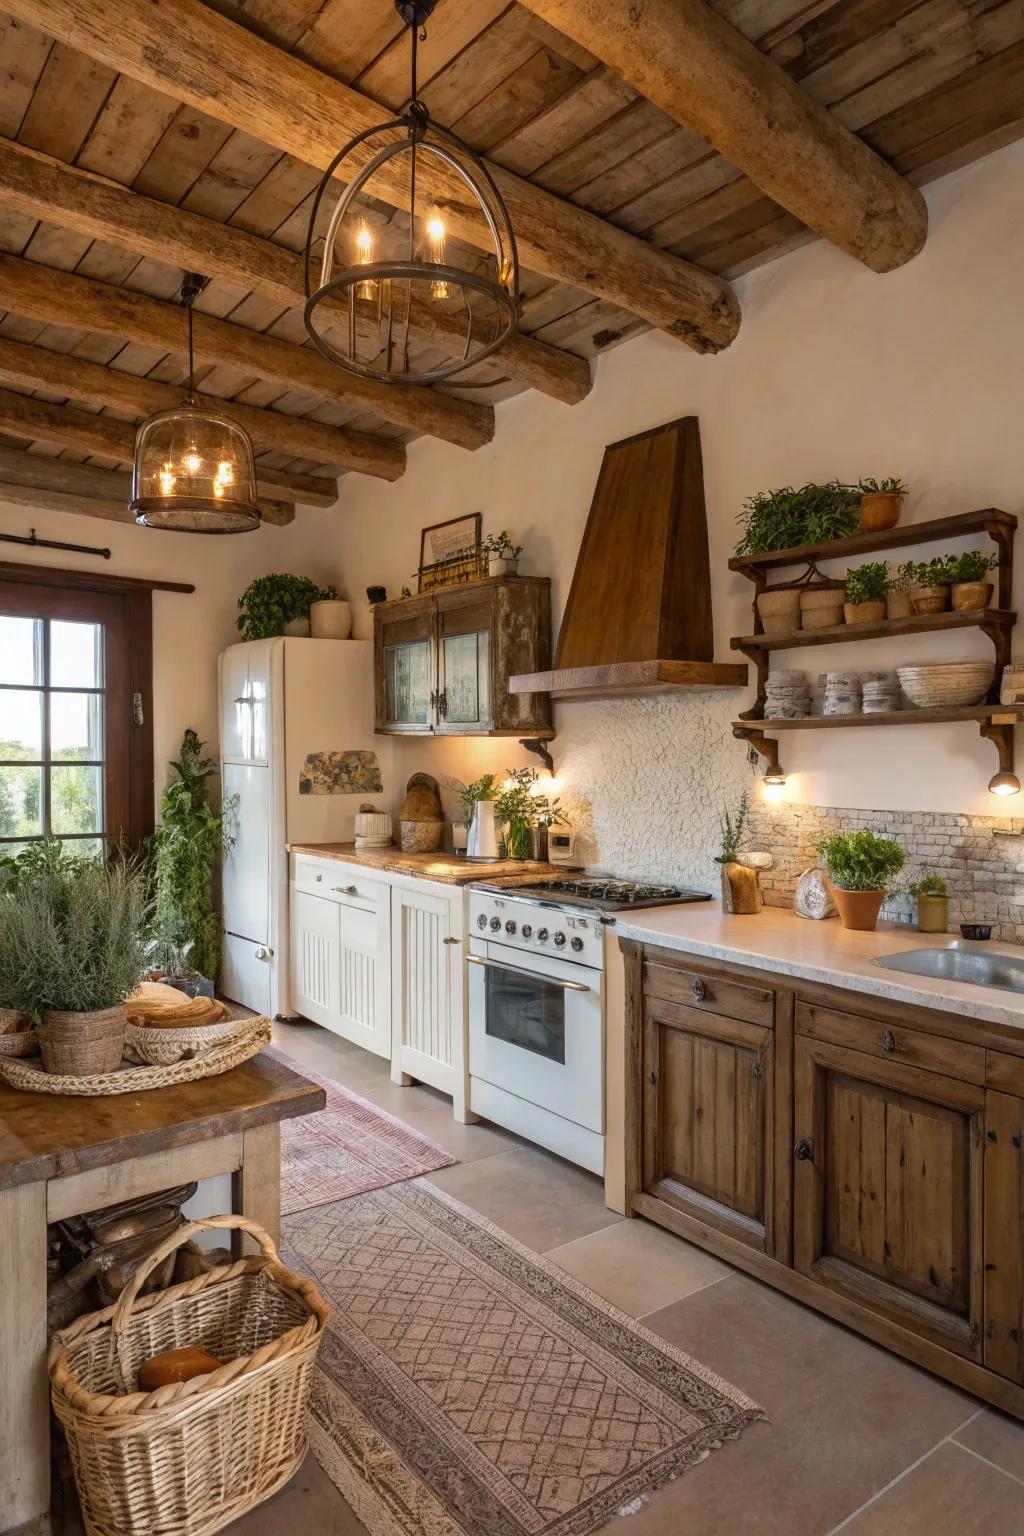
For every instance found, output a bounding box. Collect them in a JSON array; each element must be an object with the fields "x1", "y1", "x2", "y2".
[
  {"x1": 794, "y1": 867, "x2": 838, "y2": 920},
  {"x1": 299, "y1": 750, "x2": 383, "y2": 795},
  {"x1": 737, "y1": 851, "x2": 775, "y2": 871}
]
